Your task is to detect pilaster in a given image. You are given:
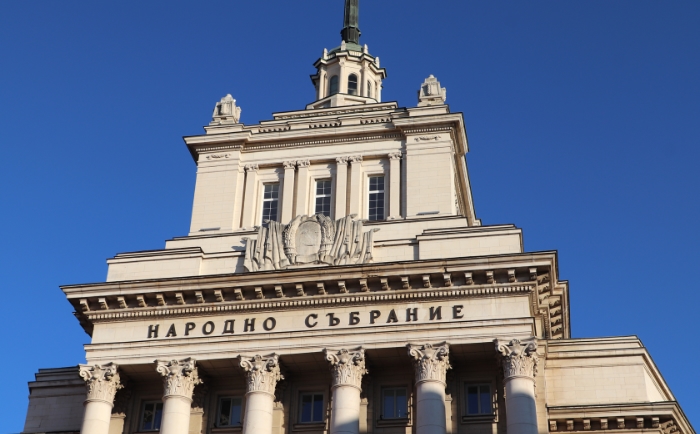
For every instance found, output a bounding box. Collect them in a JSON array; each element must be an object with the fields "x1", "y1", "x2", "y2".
[
  {"x1": 281, "y1": 161, "x2": 296, "y2": 222},
  {"x1": 388, "y1": 152, "x2": 402, "y2": 219},
  {"x1": 295, "y1": 160, "x2": 310, "y2": 216},
  {"x1": 241, "y1": 164, "x2": 260, "y2": 229},
  {"x1": 348, "y1": 156, "x2": 363, "y2": 216},
  {"x1": 335, "y1": 157, "x2": 349, "y2": 218}
]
